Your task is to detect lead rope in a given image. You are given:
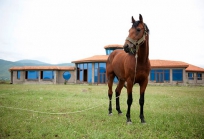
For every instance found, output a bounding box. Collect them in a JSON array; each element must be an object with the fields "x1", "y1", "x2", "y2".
[{"x1": 133, "y1": 53, "x2": 138, "y2": 85}]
